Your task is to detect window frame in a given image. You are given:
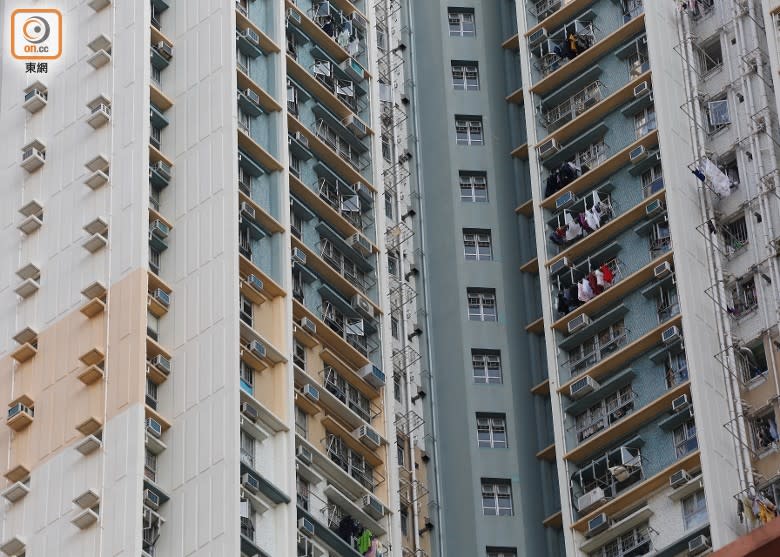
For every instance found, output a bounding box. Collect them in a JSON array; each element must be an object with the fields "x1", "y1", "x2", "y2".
[
  {"x1": 460, "y1": 172, "x2": 489, "y2": 202},
  {"x1": 477, "y1": 413, "x2": 508, "y2": 448},
  {"x1": 456, "y1": 116, "x2": 484, "y2": 145},
  {"x1": 481, "y1": 480, "x2": 513, "y2": 516},
  {"x1": 464, "y1": 229, "x2": 493, "y2": 261},
  {"x1": 682, "y1": 489, "x2": 708, "y2": 530},
  {"x1": 448, "y1": 8, "x2": 476, "y2": 37},
  {"x1": 472, "y1": 350, "x2": 503, "y2": 384},
  {"x1": 452, "y1": 61, "x2": 480, "y2": 91},
  {"x1": 467, "y1": 289, "x2": 498, "y2": 321}
]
